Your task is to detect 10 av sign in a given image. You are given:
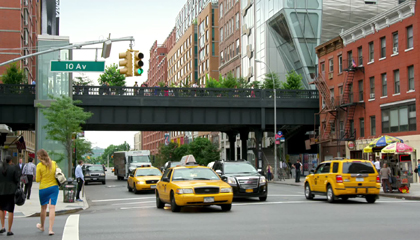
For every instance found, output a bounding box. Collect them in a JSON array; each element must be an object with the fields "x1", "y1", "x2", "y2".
[{"x1": 50, "y1": 61, "x2": 105, "y2": 72}]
